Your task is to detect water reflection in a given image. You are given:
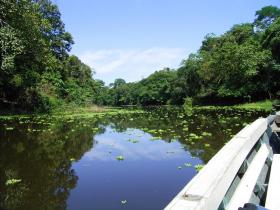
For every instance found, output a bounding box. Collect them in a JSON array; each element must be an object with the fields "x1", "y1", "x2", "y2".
[
  {"x1": 0, "y1": 107, "x2": 266, "y2": 210},
  {"x1": 85, "y1": 127, "x2": 188, "y2": 161},
  {"x1": 0, "y1": 117, "x2": 95, "y2": 210}
]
